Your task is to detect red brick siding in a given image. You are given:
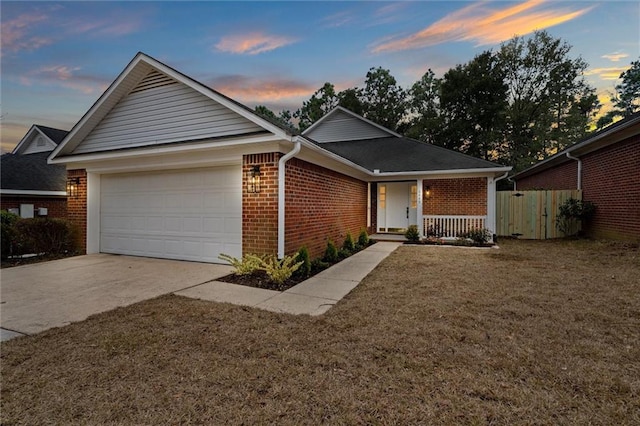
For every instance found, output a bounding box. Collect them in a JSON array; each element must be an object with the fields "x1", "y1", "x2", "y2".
[
  {"x1": 67, "y1": 169, "x2": 87, "y2": 253},
  {"x1": 581, "y1": 135, "x2": 640, "y2": 241},
  {"x1": 516, "y1": 161, "x2": 578, "y2": 190},
  {"x1": 423, "y1": 178, "x2": 487, "y2": 215},
  {"x1": 0, "y1": 196, "x2": 67, "y2": 218},
  {"x1": 285, "y1": 158, "x2": 367, "y2": 259},
  {"x1": 242, "y1": 153, "x2": 280, "y2": 256}
]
